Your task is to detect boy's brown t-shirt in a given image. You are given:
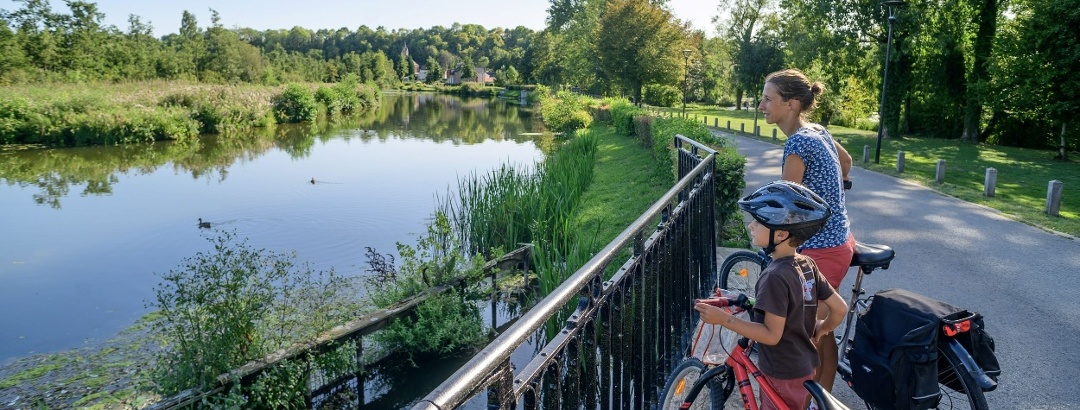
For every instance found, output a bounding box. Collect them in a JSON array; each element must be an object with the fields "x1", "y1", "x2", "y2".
[{"x1": 753, "y1": 254, "x2": 835, "y2": 379}]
